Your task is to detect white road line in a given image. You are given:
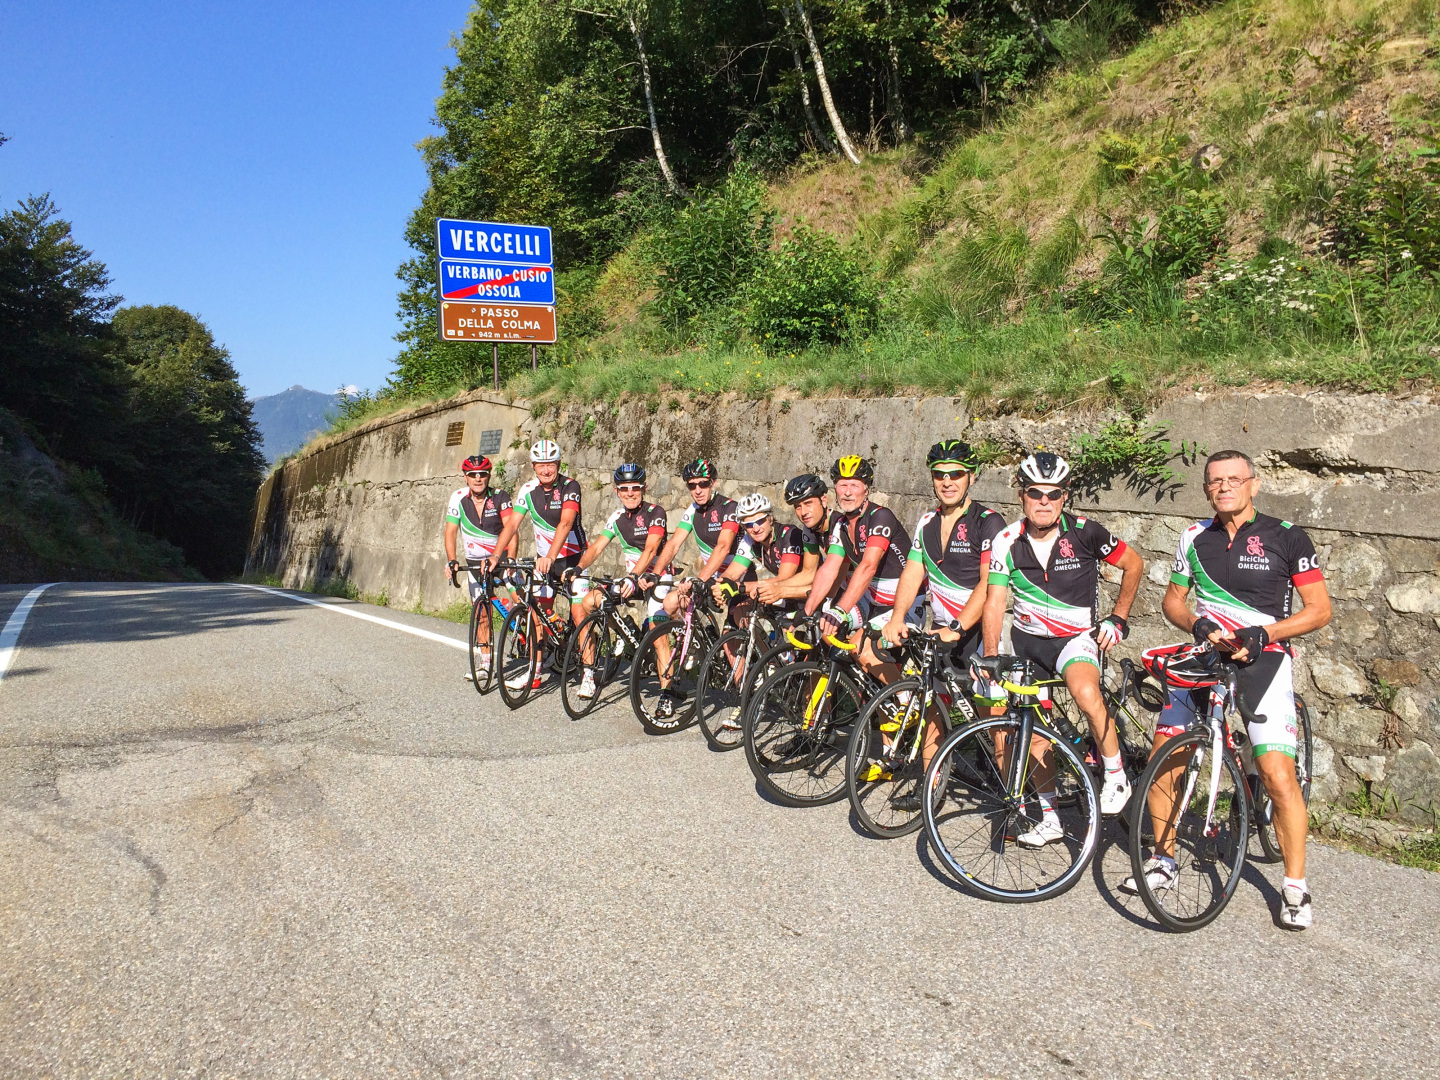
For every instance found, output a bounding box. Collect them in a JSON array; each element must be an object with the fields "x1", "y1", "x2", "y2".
[
  {"x1": 229, "y1": 584, "x2": 469, "y2": 652},
  {"x1": 0, "y1": 584, "x2": 57, "y2": 683}
]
